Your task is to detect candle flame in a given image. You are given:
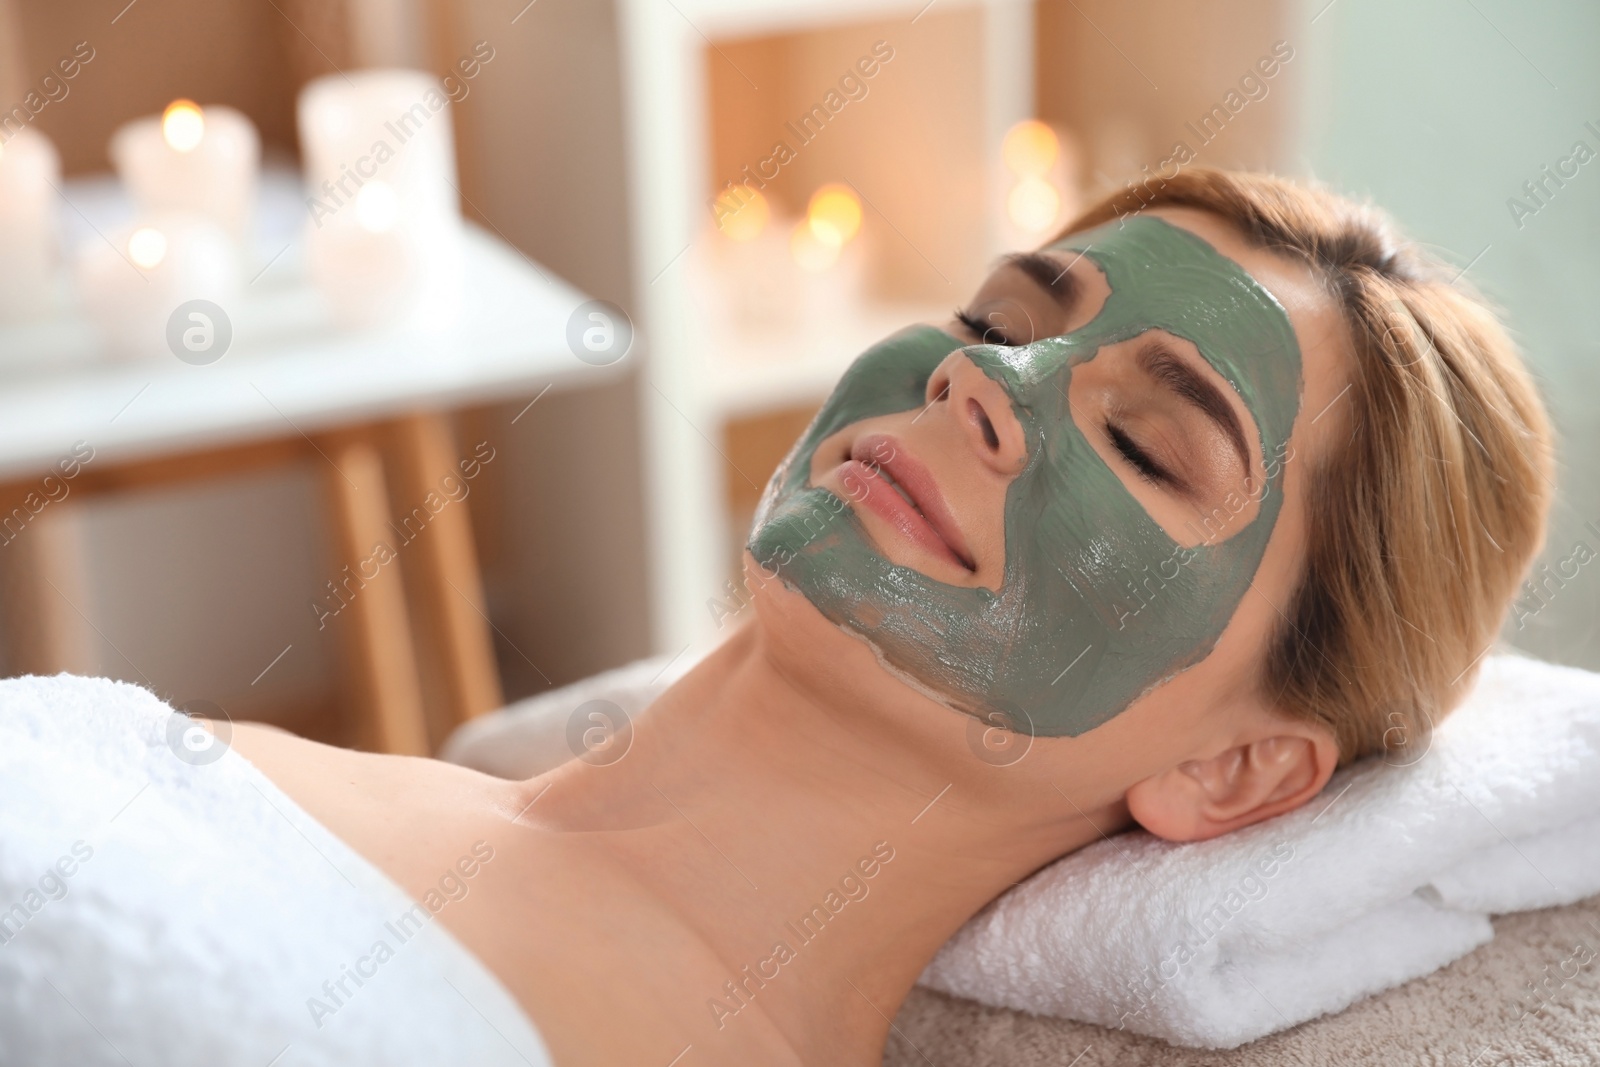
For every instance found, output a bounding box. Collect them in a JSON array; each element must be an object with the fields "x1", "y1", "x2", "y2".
[
  {"x1": 162, "y1": 100, "x2": 205, "y2": 153},
  {"x1": 128, "y1": 227, "x2": 168, "y2": 270},
  {"x1": 806, "y1": 184, "x2": 861, "y2": 248},
  {"x1": 1002, "y1": 120, "x2": 1058, "y2": 178}
]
